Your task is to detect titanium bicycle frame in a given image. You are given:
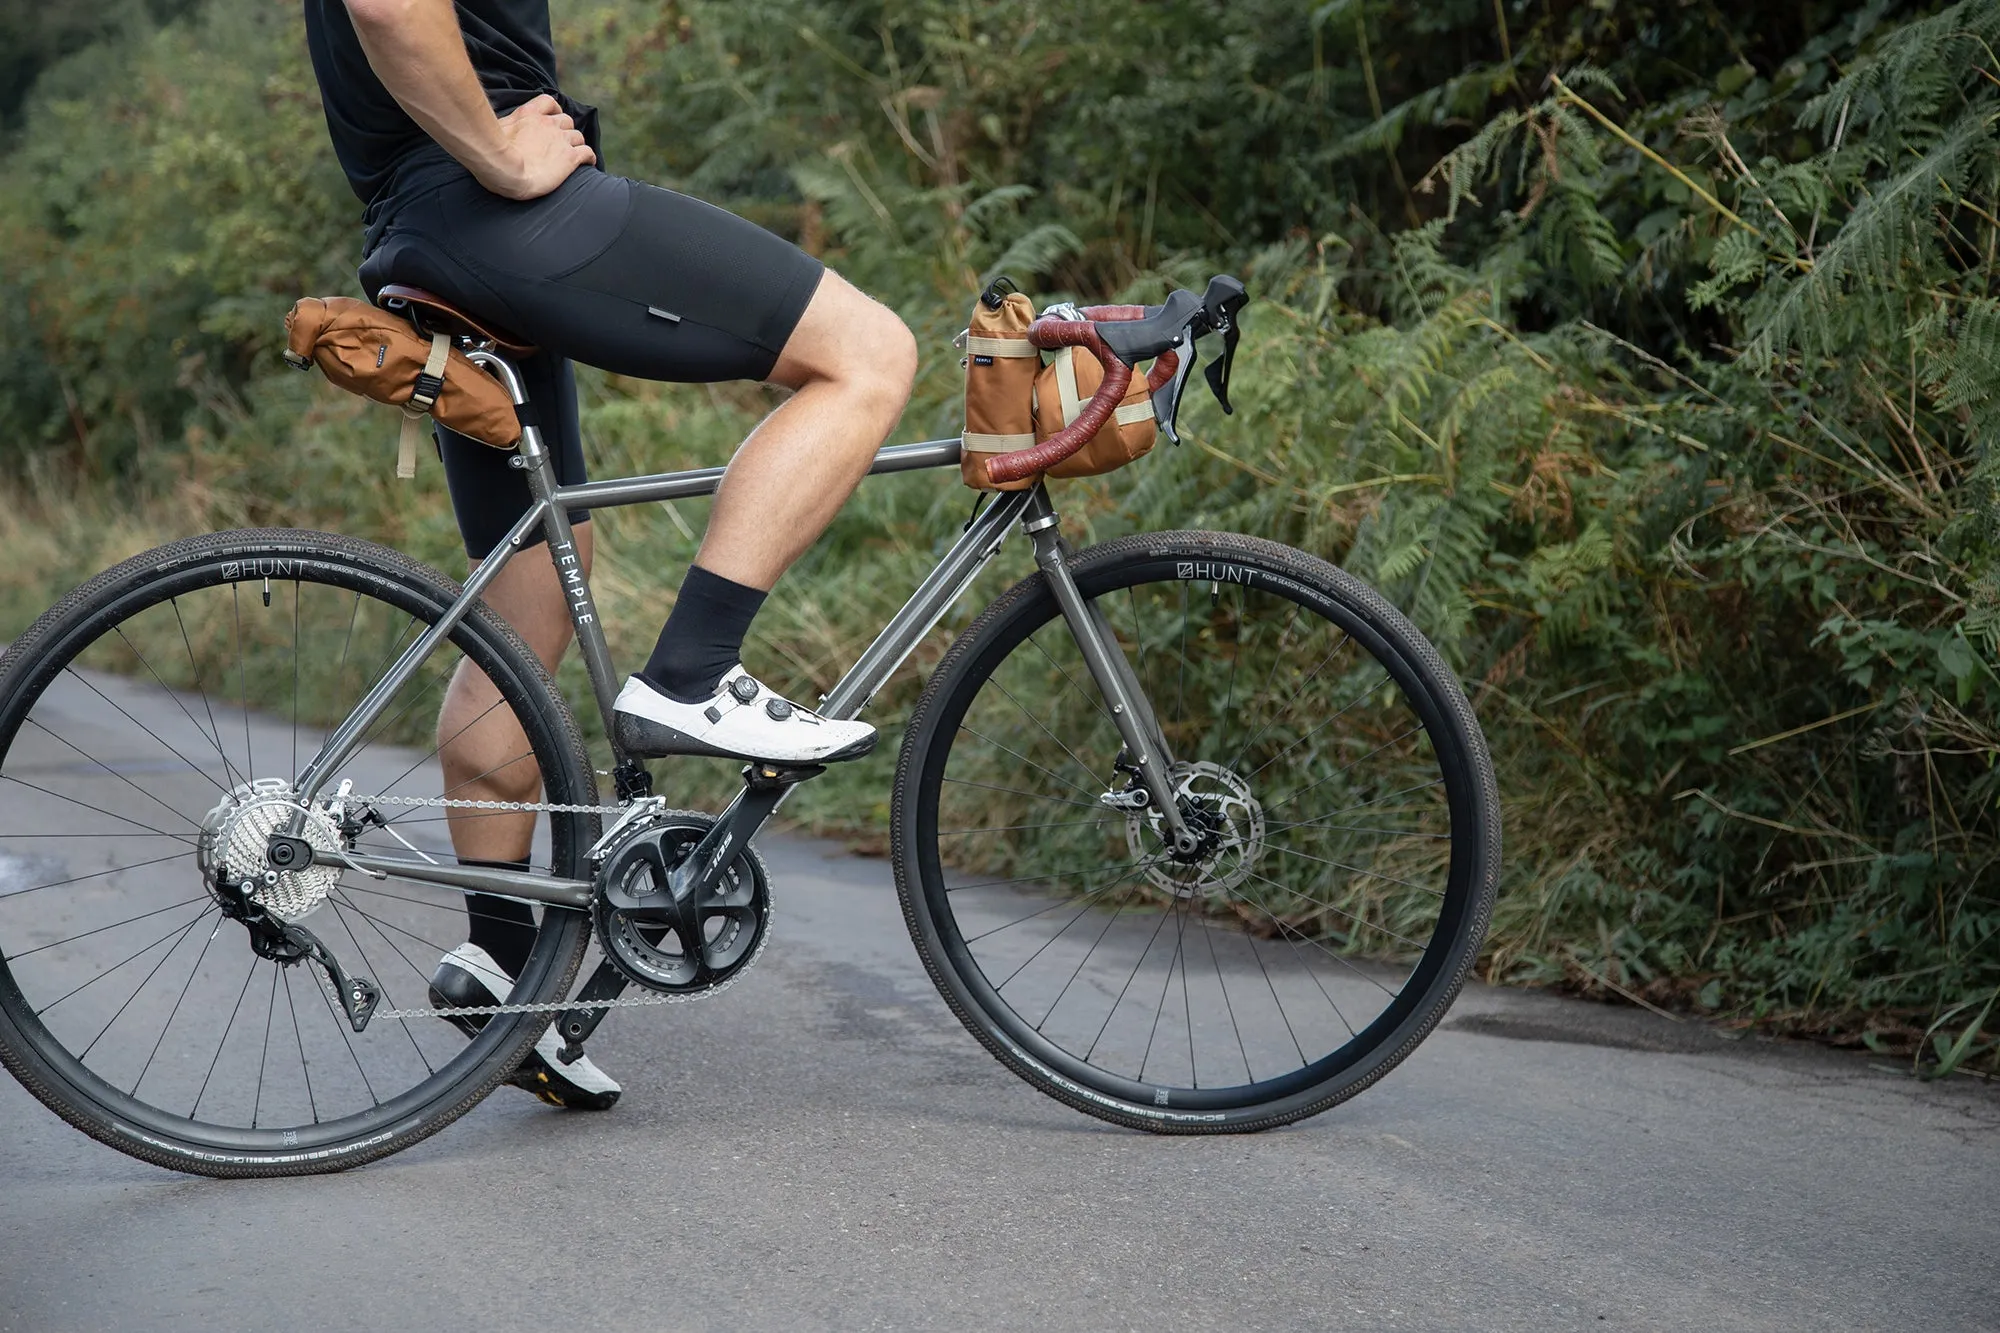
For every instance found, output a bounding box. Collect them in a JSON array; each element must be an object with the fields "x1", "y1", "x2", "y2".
[{"x1": 287, "y1": 349, "x2": 1193, "y2": 915}]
